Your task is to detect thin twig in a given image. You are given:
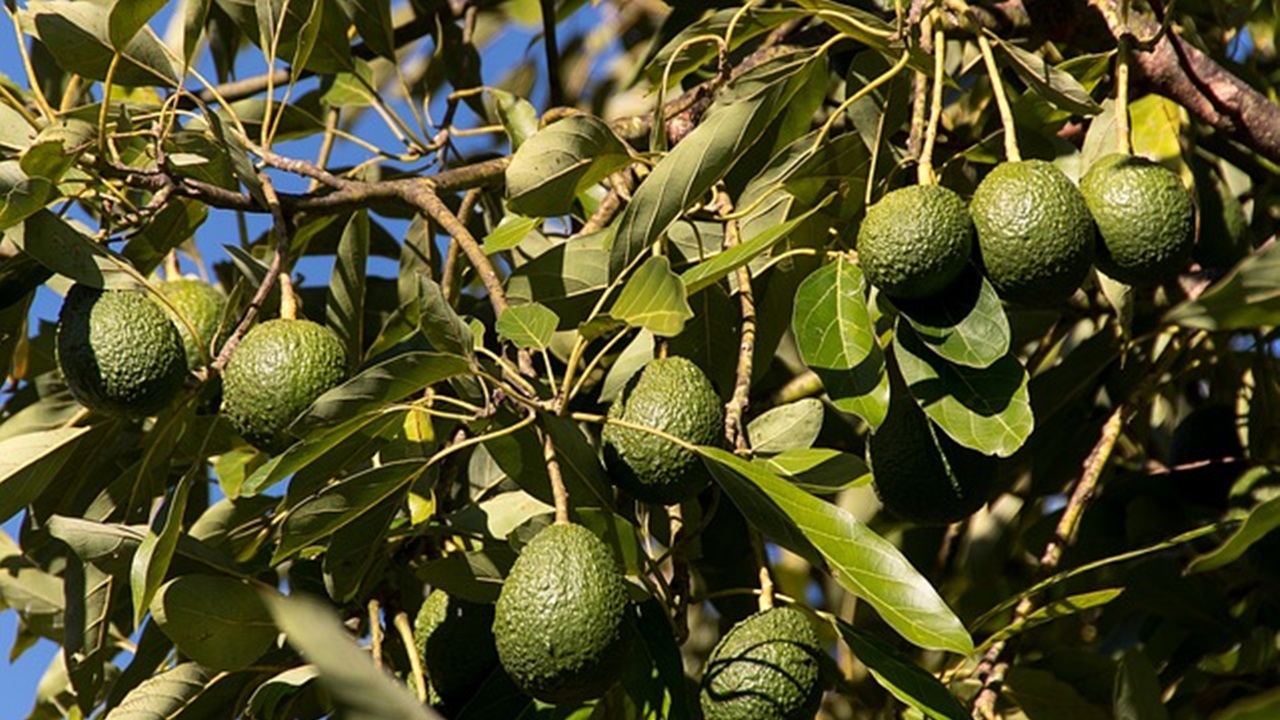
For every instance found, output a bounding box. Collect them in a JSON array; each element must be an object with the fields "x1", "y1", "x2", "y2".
[
  {"x1": 539, "y1": 0, "x2": 565, "y2": 106},
  {"x1": 717, "y1": 191, "x2": 756, "y2": 452},
  {"x1": 392, "y1": 611, "x2": 428, "y2": 703},
  {"x1": 441, "y1": 189, "x2": 484, "y2": 303},
  {"x1": 368, "y1": 599, "x2": 384, "y2": 670}
]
